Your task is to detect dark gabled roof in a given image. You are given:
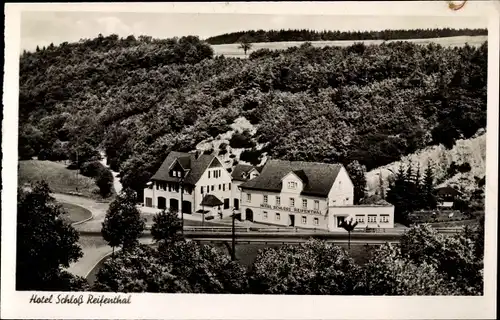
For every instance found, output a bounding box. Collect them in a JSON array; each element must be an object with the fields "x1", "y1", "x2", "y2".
[
  {"x1": 436, "y1": 186, "x2": 462, "y2": 196},
  {"x1": 200, "y1": 194, "x2": 224, "y2": 207},
  {"x1": 151, "y1": 151, "x2": 217, "y2": 185},
  {"x1": 231, "y1": 164, "x2": 257, "y2": 182},
  {"x1": 239, "y1": 159, "x2": 343, "y2": 197}
]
